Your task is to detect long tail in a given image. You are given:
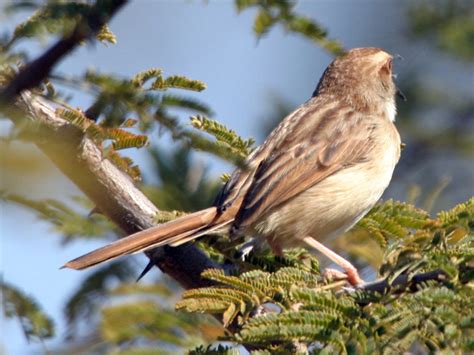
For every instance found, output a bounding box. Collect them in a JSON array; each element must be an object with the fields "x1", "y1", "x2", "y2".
[{"x1": 63, "y1": 207, "x2": 231, "y2": 270}]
